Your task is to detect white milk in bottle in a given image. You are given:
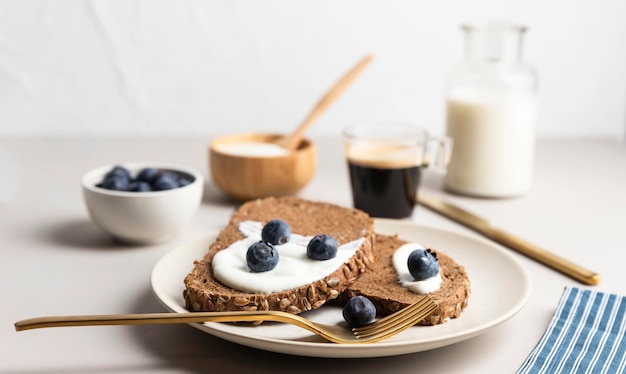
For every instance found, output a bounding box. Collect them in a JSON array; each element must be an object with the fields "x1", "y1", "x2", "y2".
[
  {"x1": 444, "y1": 23, "x2": 538, "y2": 198},
  {"x1": 445, "y1": 88, "x2": 537, "y2": 197}
]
